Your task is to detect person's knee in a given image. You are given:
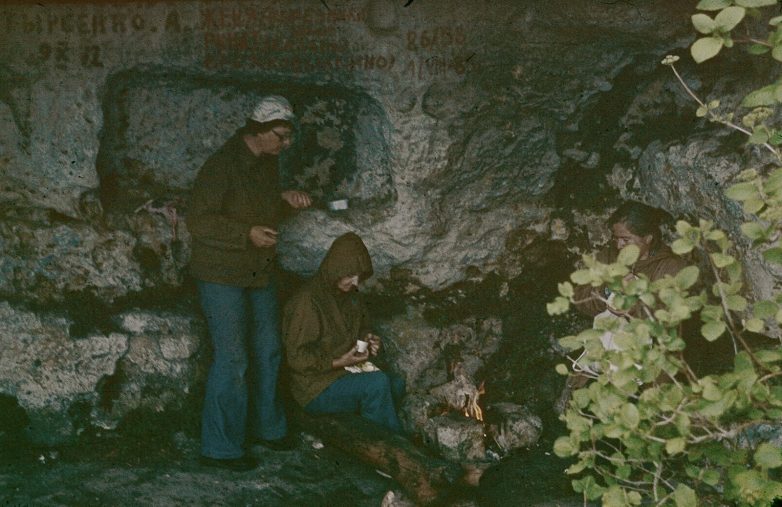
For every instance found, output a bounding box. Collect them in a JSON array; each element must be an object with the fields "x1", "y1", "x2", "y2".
[{"x1": 363, "y1": 372, "x2": 393, "y2": 398}]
